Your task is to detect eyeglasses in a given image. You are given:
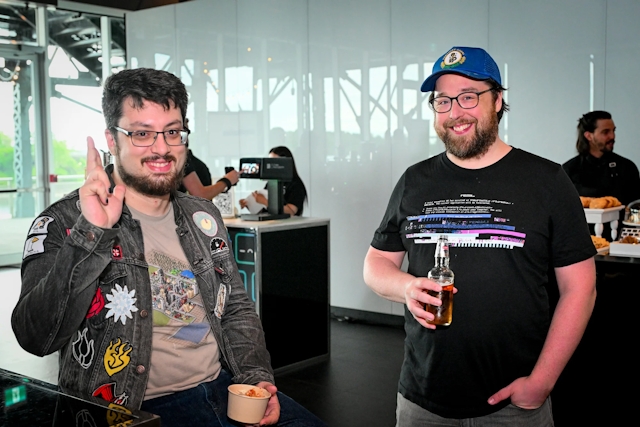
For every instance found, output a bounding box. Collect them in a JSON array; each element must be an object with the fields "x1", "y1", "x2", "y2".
[
  {"x1": 114, "y1": 126, "x2": 190, "y2": 147},
  {"x1": 429, "y1": 88, "x2": 494, "y2": 113}
]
